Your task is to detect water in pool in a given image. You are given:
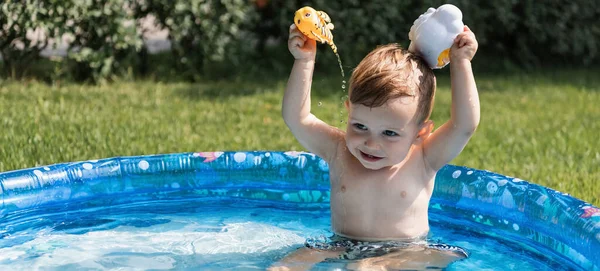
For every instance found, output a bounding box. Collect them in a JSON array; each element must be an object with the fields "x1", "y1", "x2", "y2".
[{"x1": 0, "y1": 197, "x2": 581, "y2": 270}]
